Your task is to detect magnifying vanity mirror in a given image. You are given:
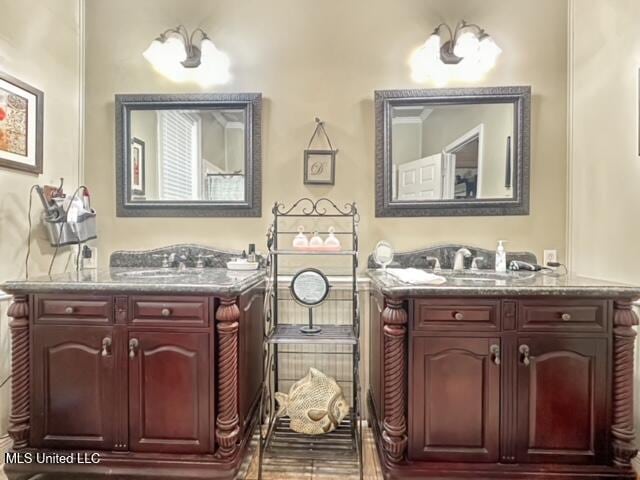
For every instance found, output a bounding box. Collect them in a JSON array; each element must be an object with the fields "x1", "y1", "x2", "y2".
[
  {"x1": 375, "y1": 86, "x2": 530, "y2": 217},
  {"x1": 373, "y1": 241, "x2": 395, "y2": 269},
  {"x1": 115, "y1": 93, "x2": 261, "y2": 217}
]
